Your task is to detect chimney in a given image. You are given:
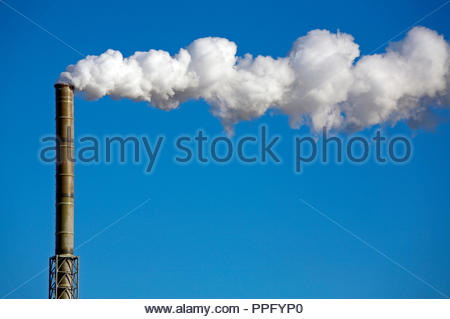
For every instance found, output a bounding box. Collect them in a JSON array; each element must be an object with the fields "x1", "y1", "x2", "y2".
[{"x1": 49, "y1": 83, "x2": 79, "y2": 299}]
